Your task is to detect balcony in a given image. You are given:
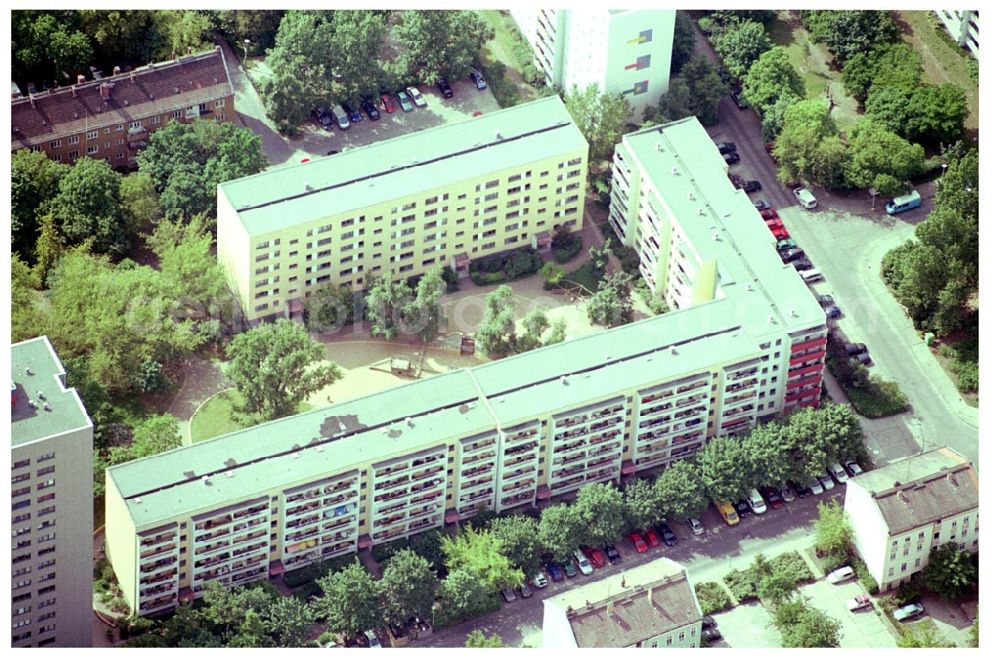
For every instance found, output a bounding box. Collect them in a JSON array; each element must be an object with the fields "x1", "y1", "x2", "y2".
[
  {"x1": 139, "y1": 530, "x2": 177, "y2": 549},
  {"x1": 790, "y1": 349, "x2": 826, "y2": 367},
  {"x1": 791, "y1": 338, "x2": 826, "y2": 355},
  {"x1": 788, "y1": 361, "x2": 824, "y2": 379}
]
